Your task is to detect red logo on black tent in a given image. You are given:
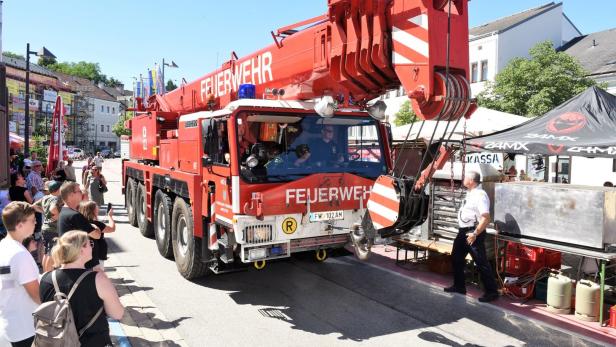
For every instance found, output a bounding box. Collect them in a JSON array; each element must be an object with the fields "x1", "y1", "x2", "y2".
[
  {"x1": 547, "y1": 144, "x2": 564, "y2": 154},
  {"x1": 546, "y1": 112, "x2": 587, "y2": 135}
]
